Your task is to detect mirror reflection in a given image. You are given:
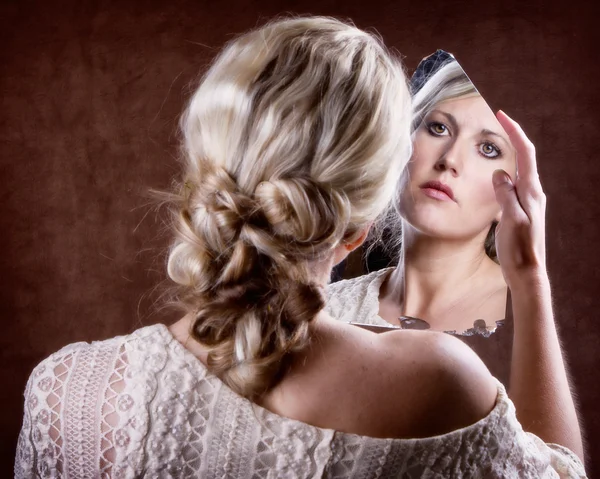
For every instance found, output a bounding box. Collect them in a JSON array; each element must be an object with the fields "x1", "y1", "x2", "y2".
[{"x1": 328, "y1": 50, "x2": 517, "y2": 385}]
